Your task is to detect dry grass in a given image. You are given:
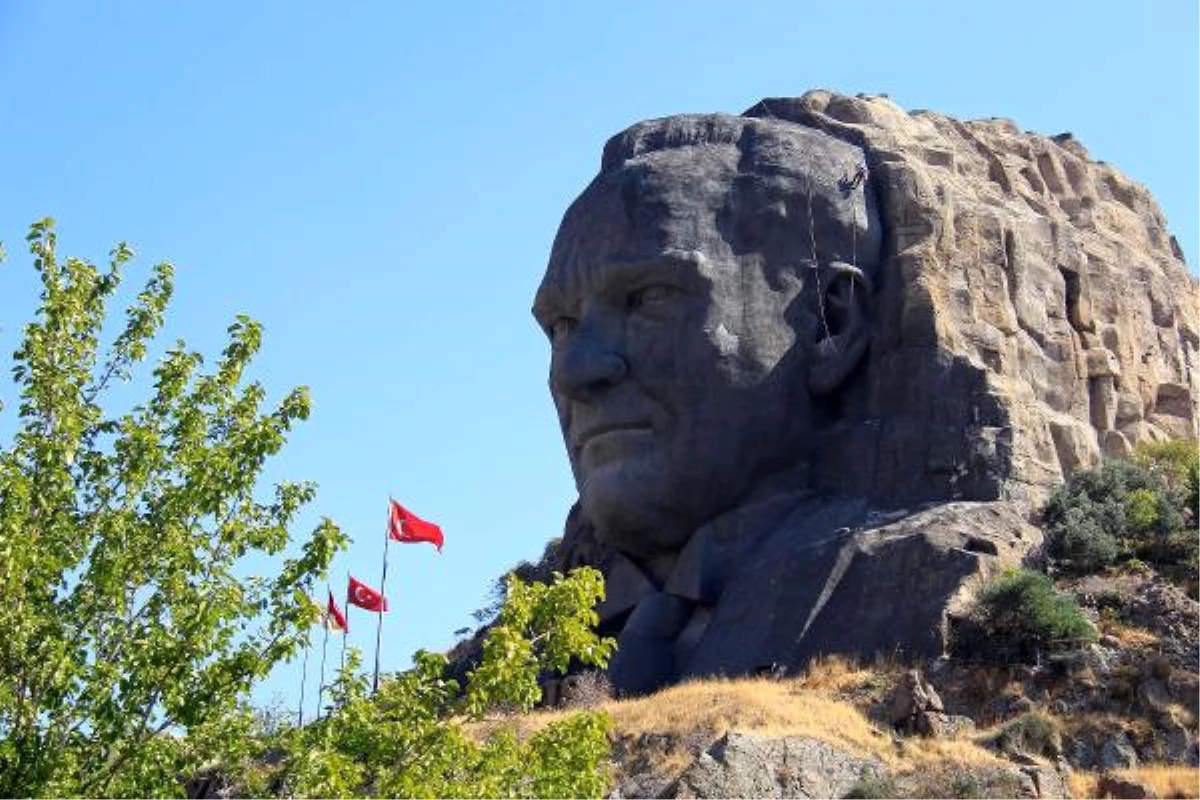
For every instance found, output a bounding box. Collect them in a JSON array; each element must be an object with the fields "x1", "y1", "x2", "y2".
[
  {"x1": 597, "y1": 671, "x2": 1012, "y2": 783},
  {"x1": 476, "y1": 657, "x2": 1013, "y2": 780},
  {"x1": 1103, "y1": 621, "x2": 1162, "y2": 649},
  {"x1": 790, "y1": 653, "x2": 893, "y2": 696},
  {"x1": 1069, "y1": 765, "x2": 1200, "y2": 799},
  {"x1": 468, "y1": 658, "x2": 1065, "y2": 790},
  {"x1": 606, "y1": 675, "x2": 886, "y2": 757}
]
